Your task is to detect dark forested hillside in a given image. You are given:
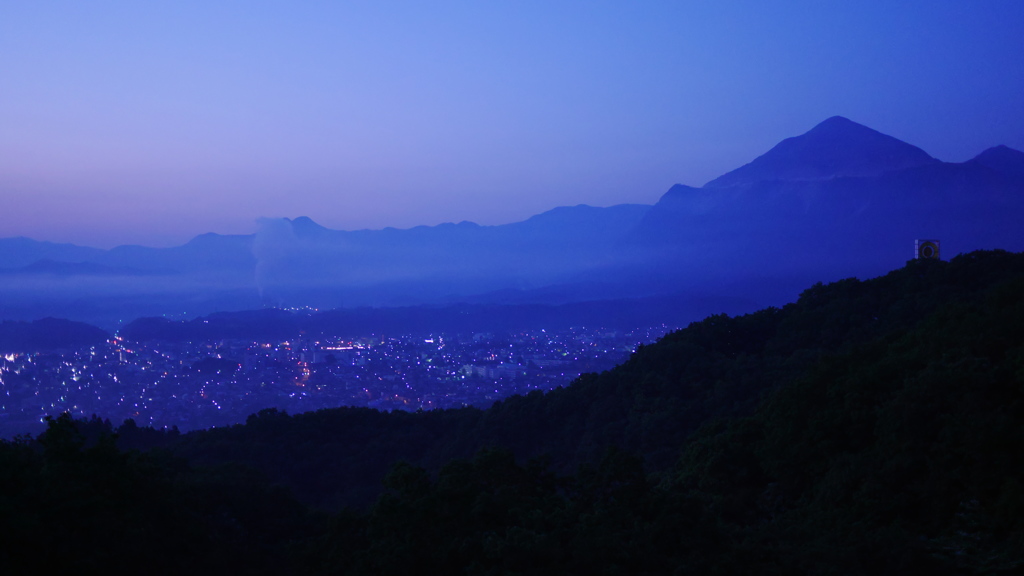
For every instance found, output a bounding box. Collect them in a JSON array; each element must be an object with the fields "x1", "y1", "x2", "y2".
[
  {"x1": 3, "y1": 250, "x2": 1024, "y2": 574},
  {"x1": 0, "y1": 317, "x2": 109, "y2": 353},
  {"x1": 169, "y1": 250, "x2": 1024, "y2": 509}
]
